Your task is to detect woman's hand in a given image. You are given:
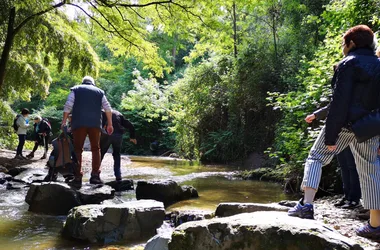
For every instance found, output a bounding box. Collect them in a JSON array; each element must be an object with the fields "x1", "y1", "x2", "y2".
[{"x1": 305, "y1": 114, "x2": 316, "y2": 124}]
